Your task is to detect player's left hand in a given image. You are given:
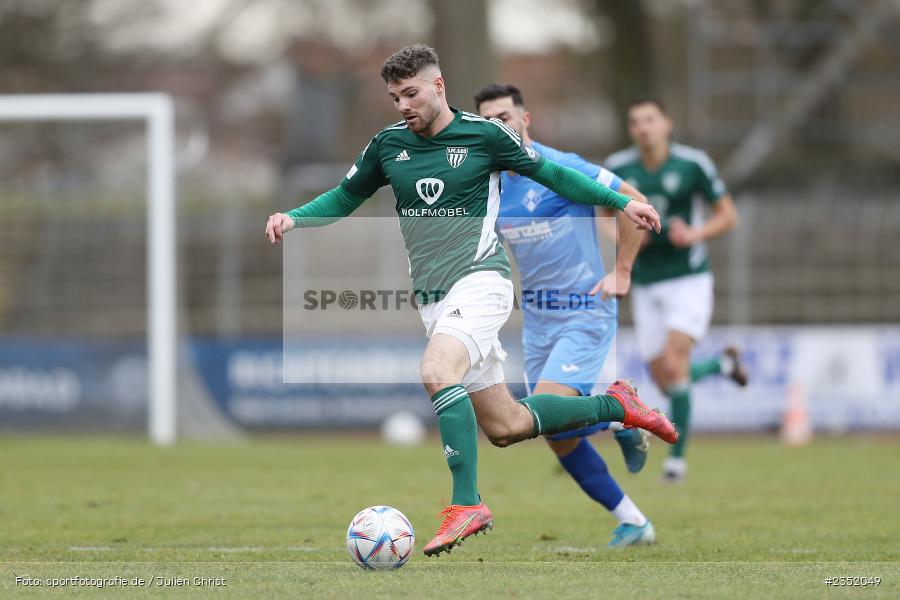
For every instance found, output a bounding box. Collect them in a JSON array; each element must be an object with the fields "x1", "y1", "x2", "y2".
[
  {"x1": 623, "y1": 200, "x2": 661, "y2": 233},
  {"x1": 667, "y1": 217, "x2": 698, "y2": 247},
  {"x1": 265, "y1": 212, "x2": 295, "y2": 244},
  {"x1": 590, "y1": 267, "x2": 632, "y2": 300}
]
